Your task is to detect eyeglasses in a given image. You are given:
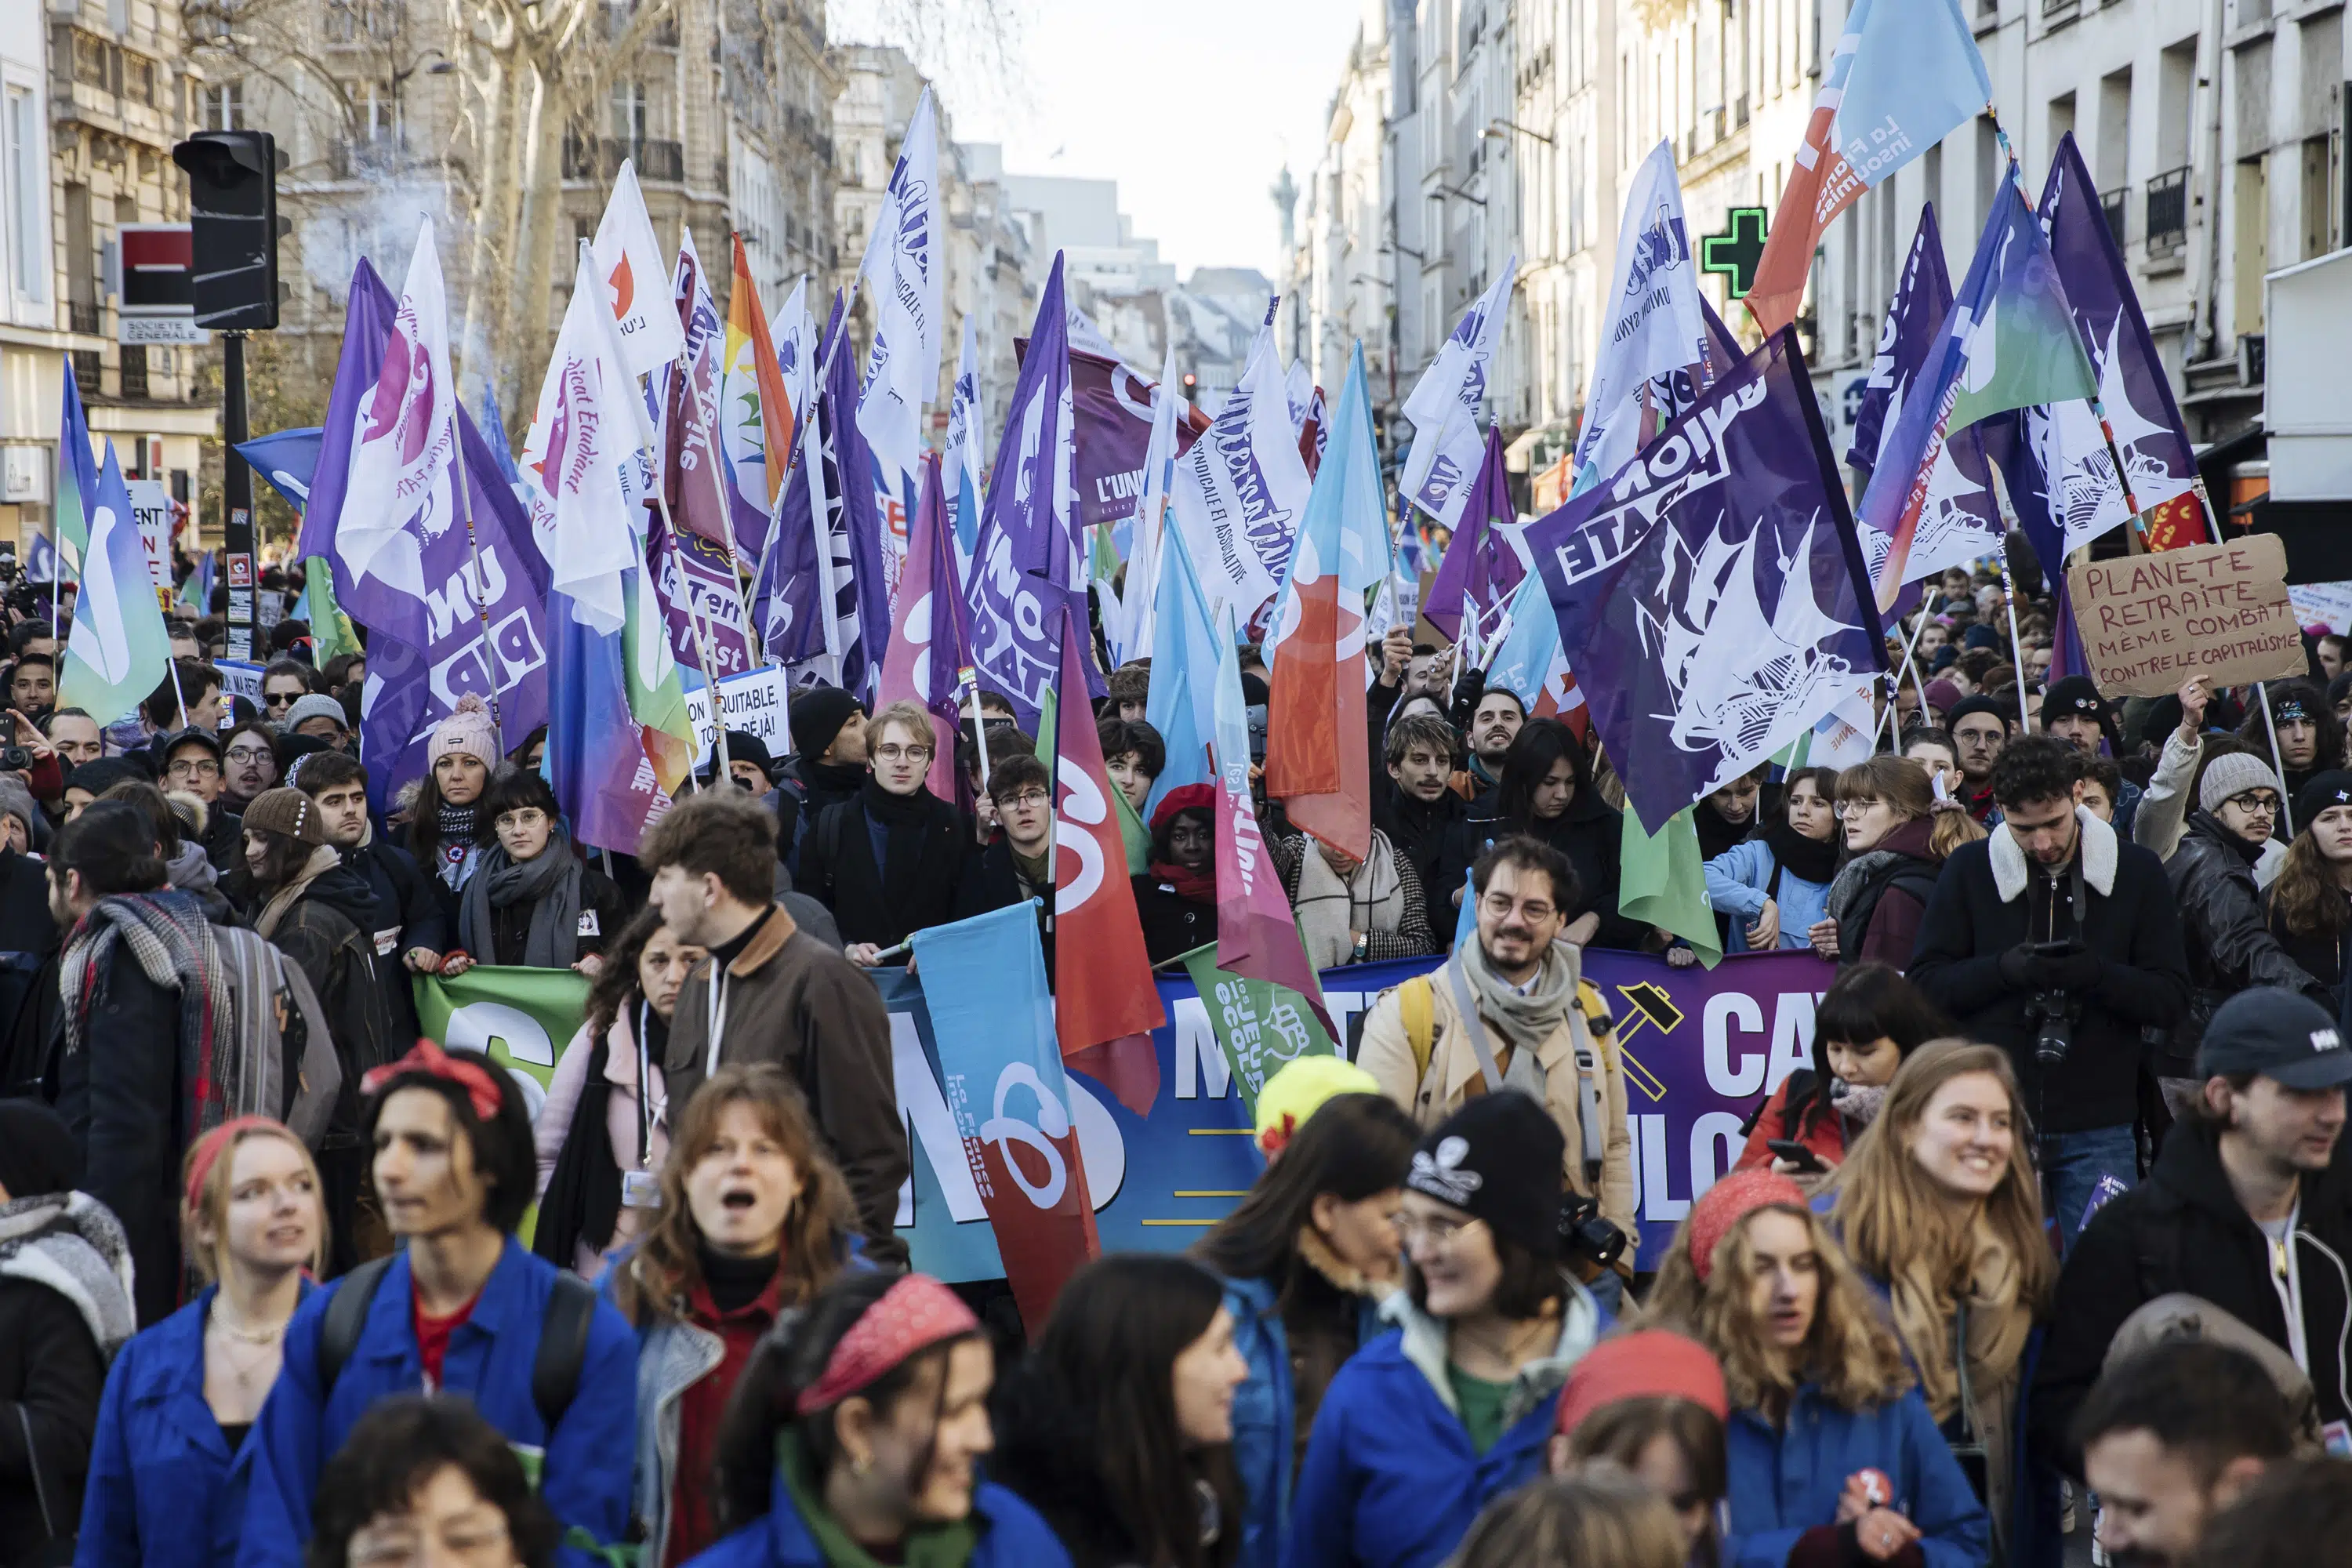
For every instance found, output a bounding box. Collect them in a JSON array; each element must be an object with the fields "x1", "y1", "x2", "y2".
[
  {"x1": 226, "y1": 744, "x2": 274, "y2": 764},
  {"x1": 165, "y1": 757, "x2": 220, "y2": 780},
  {"x1": 1479, "y1": 892, "x2": 1556, "y2": 923},
  {"x1": 873, "y1": 743, "x2": 933, "y2": 763},
  {"x1": 2229, "y1": 793, "x2": 2282, "y2": 816},
  {"x1": 495, "y1": 807, "x2": 549, "y2": 832},
  {"x1": 1000, "y1": 788, "x2": 1052, "y2": 810}
]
